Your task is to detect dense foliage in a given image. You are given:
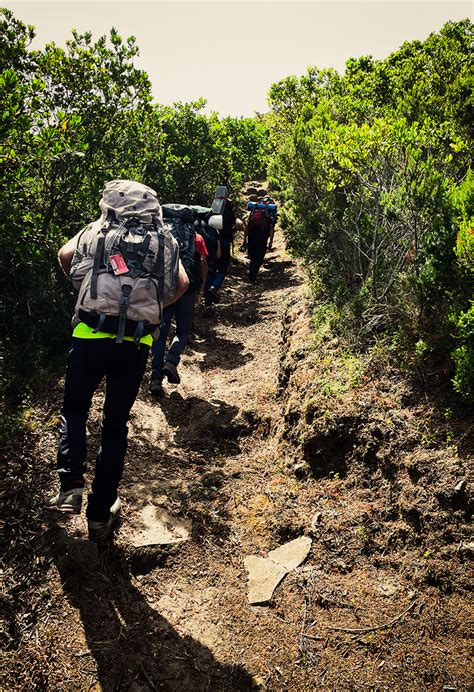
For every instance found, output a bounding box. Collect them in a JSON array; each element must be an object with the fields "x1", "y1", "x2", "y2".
[
  {"x1": 266, "y1": 20, "x2": 473, "y2": 399},
  {"x1": 1, "y1": 10, "x2": 472, "y2": 403},
  {"x1": 0, "y1": 9, "x2": 268, "y2": 396}
]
